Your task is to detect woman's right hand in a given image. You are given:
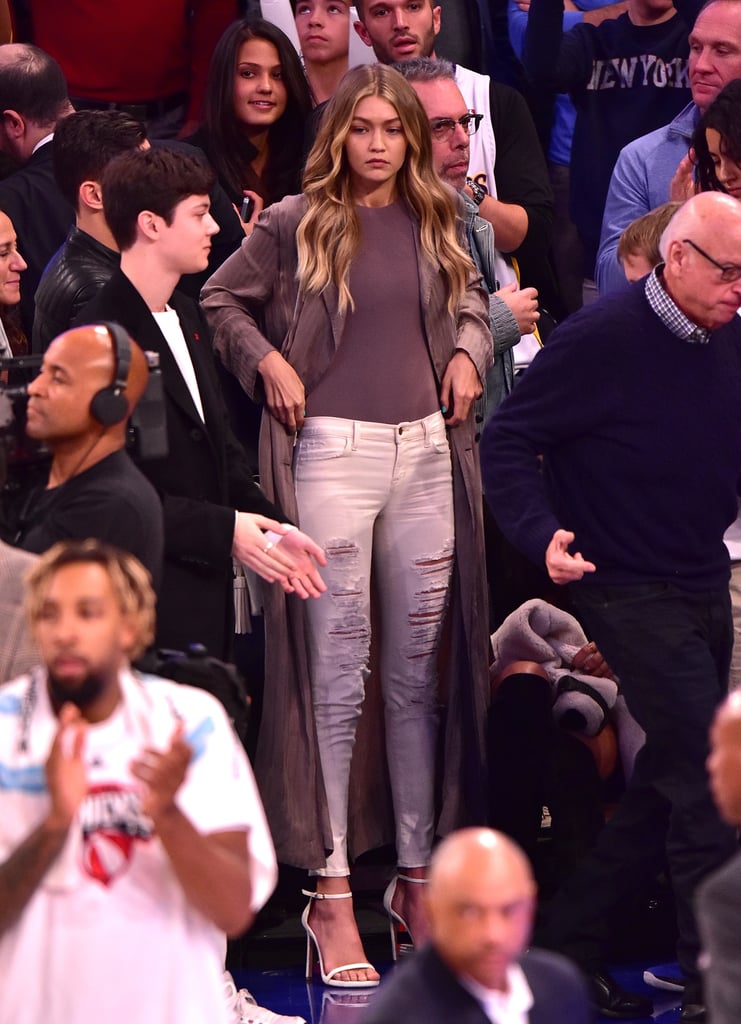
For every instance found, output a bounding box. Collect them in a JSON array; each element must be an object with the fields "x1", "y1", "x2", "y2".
[
  {"x1": 669, "y1": 152, "x2": 697, "y2": 202},
  {"x1": 257, "y1": 349, "x2": 306, "y2": 432}
]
